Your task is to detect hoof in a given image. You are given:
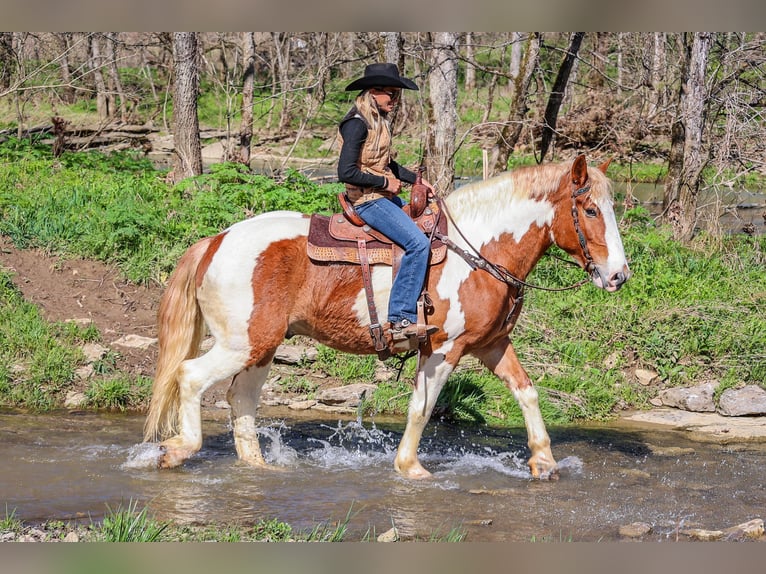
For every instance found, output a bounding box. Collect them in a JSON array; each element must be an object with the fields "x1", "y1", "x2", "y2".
[
  {"x1": 528, "y1": 454, "x2": 559, "y2": 480},
  {"x1": 395, "y1": 460, "x2": 433, "y2": 480},
  {"x1": 529, "y1": 462, "x2": 559, "y2": 480},
  {"x1": 157, "y1": 442, "x2": 196, "y2": 469}
]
